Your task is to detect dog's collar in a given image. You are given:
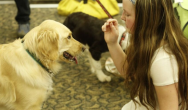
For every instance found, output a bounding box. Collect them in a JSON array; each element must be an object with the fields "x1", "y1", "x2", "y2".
[
  {"x1": 119, "y1": 32, "x2": 126, "y2": 47},
  {"x1": 21, "y1": 40, "x2": 54, "y2": 76}
]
